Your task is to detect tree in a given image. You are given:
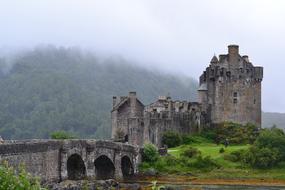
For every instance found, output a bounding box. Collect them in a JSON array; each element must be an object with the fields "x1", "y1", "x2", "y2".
[
  {"x1": 0, "y1": 161, "x2": 46, "y2": 190},
  {"x1": 161, "y1": 131, "x2": 182, "y2": 148},
  {"x1": 142, "y1": 143, "x2": 159, "y2": 163},
  {"x1": 50, "y1": 130, "x2": 77, "y2": 139}
]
